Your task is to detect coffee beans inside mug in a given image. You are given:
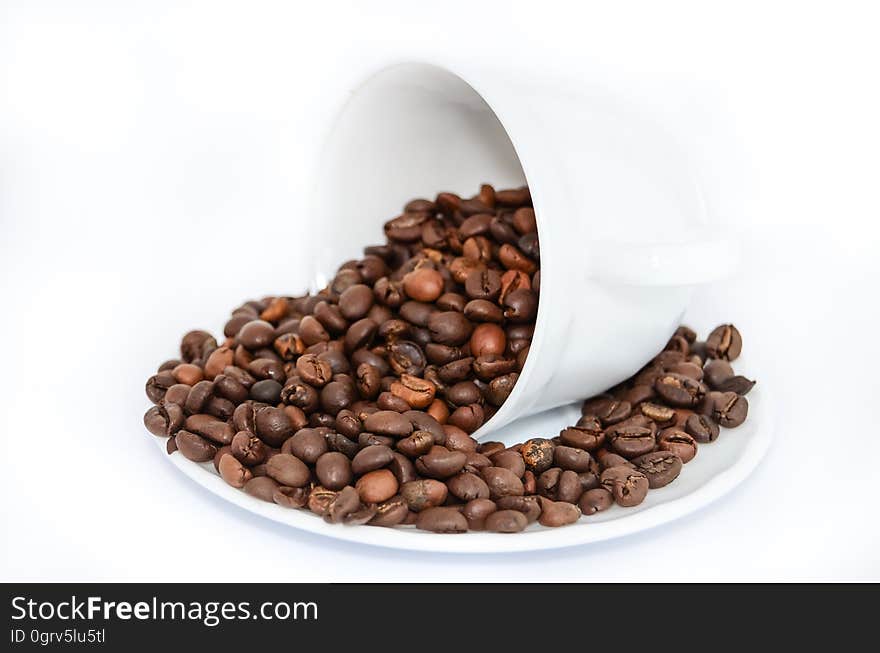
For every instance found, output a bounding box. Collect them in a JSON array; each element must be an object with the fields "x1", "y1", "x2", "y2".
[{"x1": 143, "y1": 182, "x2": 754, "y2": 534}]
